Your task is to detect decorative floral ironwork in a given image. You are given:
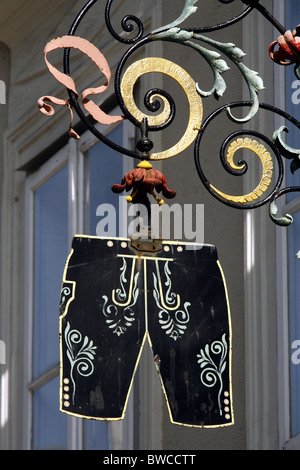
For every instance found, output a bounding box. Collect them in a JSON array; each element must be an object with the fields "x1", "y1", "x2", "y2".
[
  {"x1": 38, "y1": 0, "x2": 300, "y2": 242},
  {"x1": 269, "y1": 26, "x2": 300, "y2": 68}
]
